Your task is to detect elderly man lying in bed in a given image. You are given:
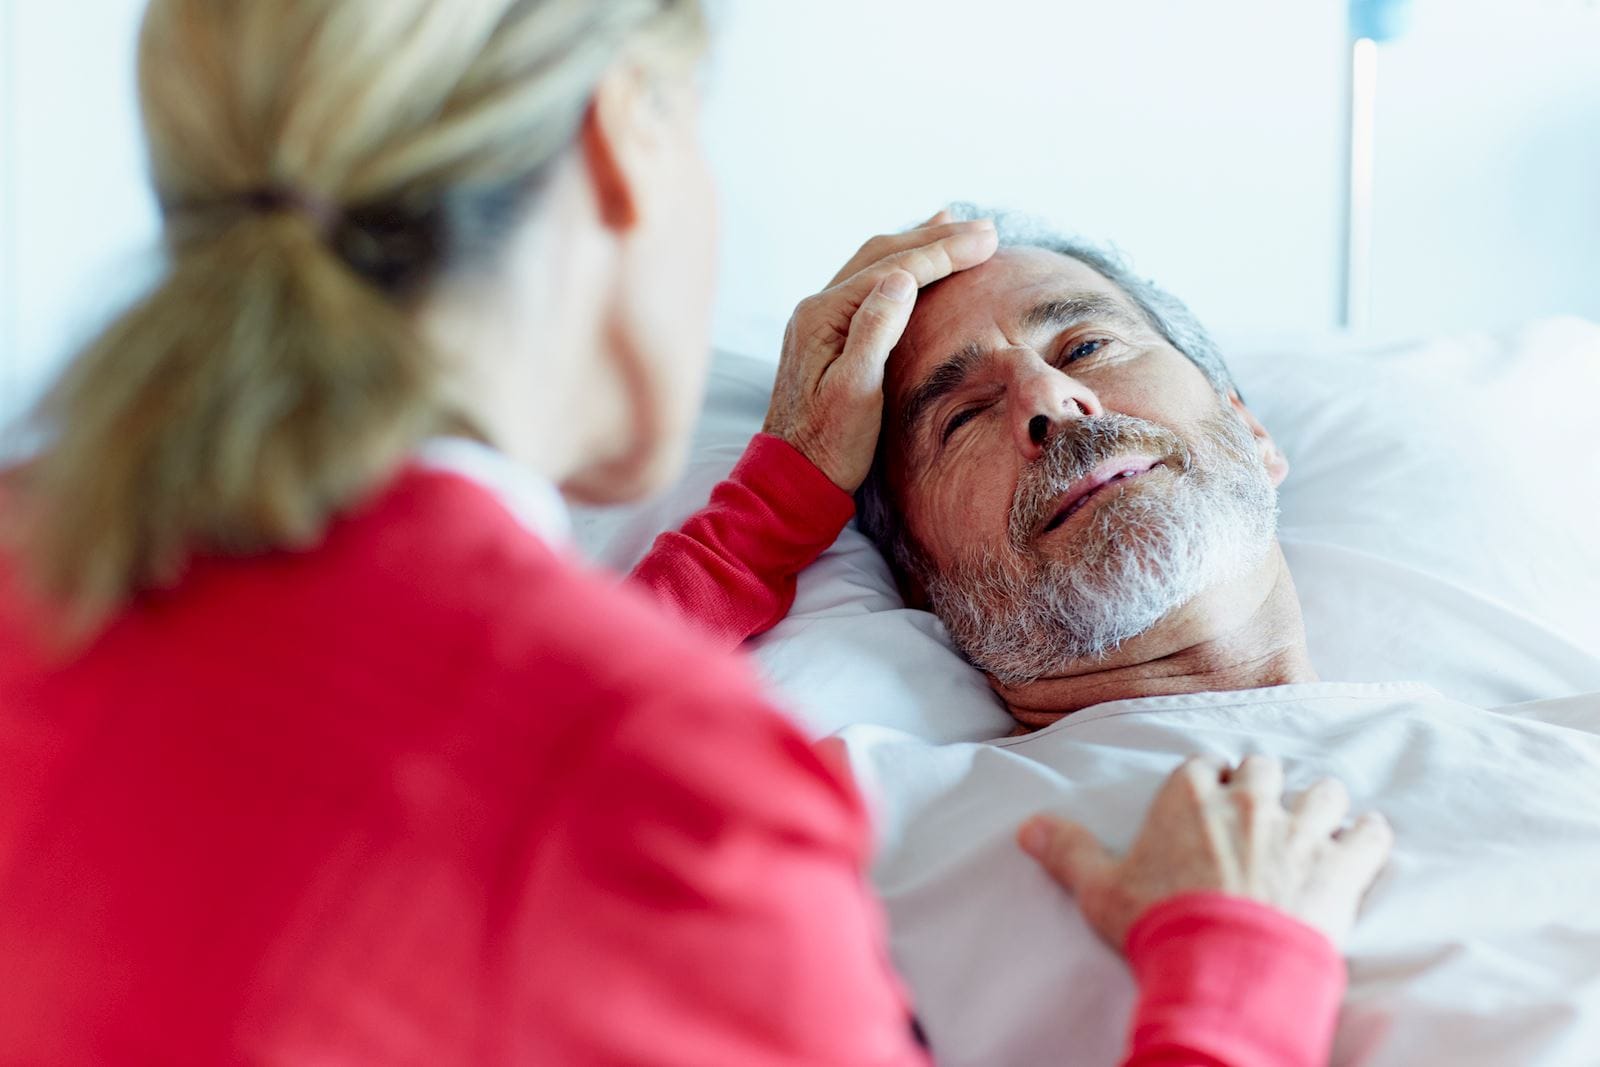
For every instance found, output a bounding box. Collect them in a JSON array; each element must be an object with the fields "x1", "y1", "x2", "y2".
[
  {"x1": 850, "y1": 216, "x2": 1303, "y2": 730},
  {"x1": 641, "y1": 207, "x2": 1600, "y2": 1065},
  {"x1": 661, "y1": 206, "x2": 1320, "y2": 718}
]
